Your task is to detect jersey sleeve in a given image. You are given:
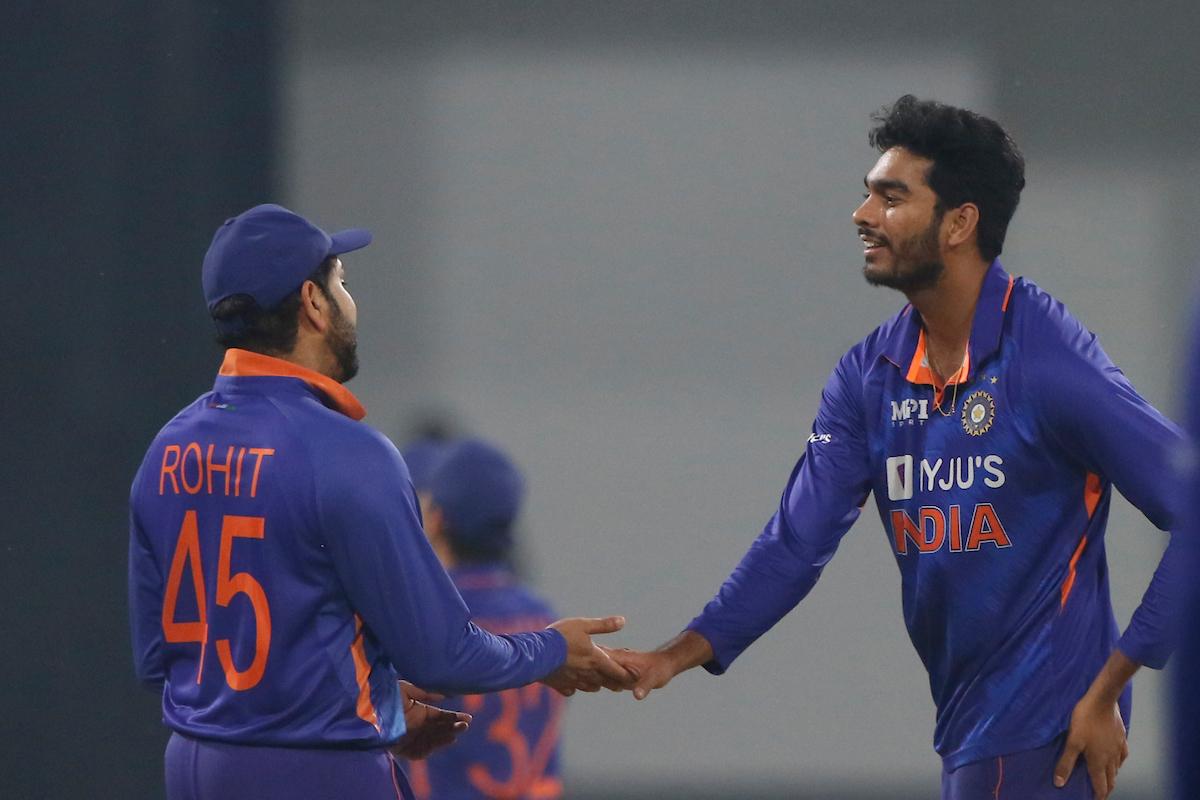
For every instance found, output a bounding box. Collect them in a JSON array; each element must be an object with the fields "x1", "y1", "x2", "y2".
[
  {"x1": 315, "y1": 429, "x2": 567, "y2": 694},
  {"x1": 1023, "y1": 296, "x2": 1185, "y2": 668},
  {"x1": 686, "y1": 348, "x2": 873, "y2": 673},
  {"x1": 128, "y1": 460, "x2": 166, "y2": 687}
]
